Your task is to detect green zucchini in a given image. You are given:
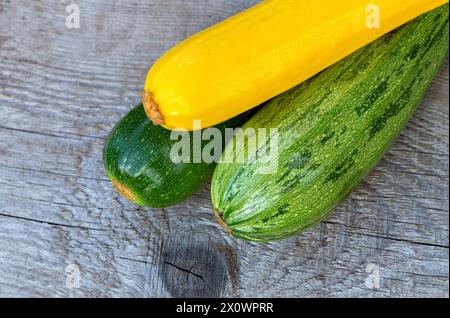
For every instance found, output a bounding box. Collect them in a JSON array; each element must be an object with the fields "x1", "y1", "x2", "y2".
[
  {"x1": 211, "y1": 5, "x2": 449, "y2": 242},
  {"x1": 104, "y1": 104, "x2": 252, "y2": 208}
]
